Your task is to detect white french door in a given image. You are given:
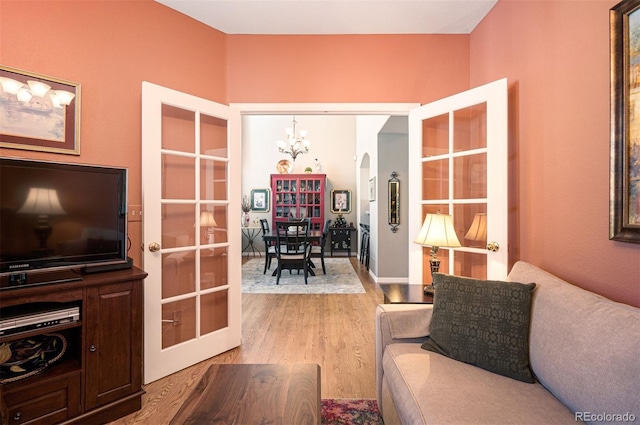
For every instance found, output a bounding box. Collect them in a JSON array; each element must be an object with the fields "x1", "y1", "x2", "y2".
[
  {"x1": 141, "y1": 82, "x2": 241, "y2": 384},
  {"x1": 409, "y1": 78, "x2": 509, "y2": 283}
]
